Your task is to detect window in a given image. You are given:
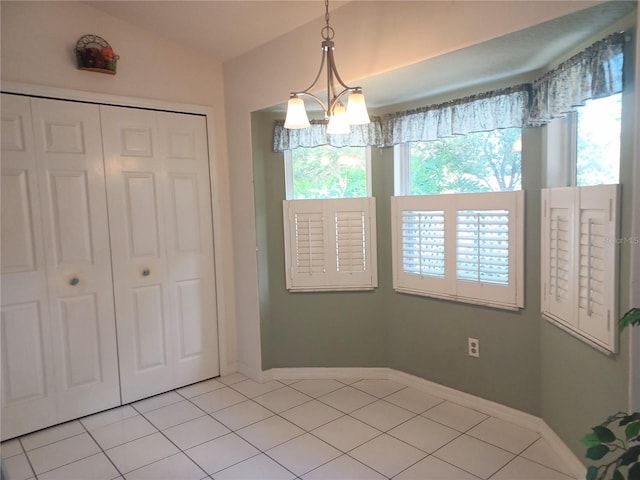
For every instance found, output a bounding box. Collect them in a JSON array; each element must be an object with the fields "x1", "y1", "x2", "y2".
[
  {"x1": 541, "y1": 184, "x2": 619, "y2": 353},
  {"x1": 394, "y1": 128, "x2": 521, "y2": 196},
  {"x1": 392, "y1": 190, "x2": 524, "y2": 310},
  {"x1": 575, "y1": 93, "x2": 622, "y2": 186},
  {"x1": 283, "y1": 146, "x2": 377, "y2": 291},
  {"x1": 284, "y1": 146, "x2": 371, "y2": 199},
  {"x1": 392, "y1": 129, "x2": 524, "y2": 309}
]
